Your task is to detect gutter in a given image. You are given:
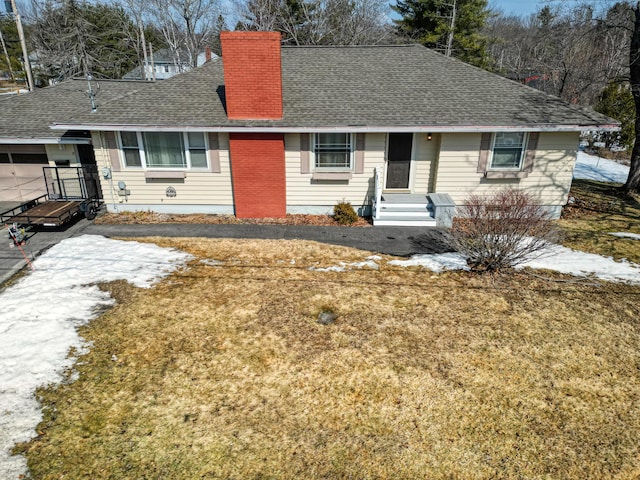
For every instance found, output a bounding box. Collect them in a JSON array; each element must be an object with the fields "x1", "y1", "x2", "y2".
[
  {"x1": 51, "y1": 123, "x2": 621, "y2": 133},
  {"x1": 0, "y1": 137, "x2": 92, "y2": 144}
]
